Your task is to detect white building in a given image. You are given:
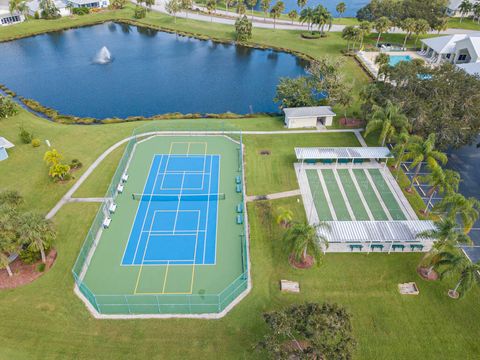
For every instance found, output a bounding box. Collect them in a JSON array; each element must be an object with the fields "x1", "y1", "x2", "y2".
[
  {"x1": 26, "y1": 0, "x2": 109, "y2": 17},
  {"x1": 283, "y1": 106, "x2": 336, "y2": 129},
  {"x1": 420, "y1": 33, "x2": 480, "y2": 75},
  {"x1": 66, "y1": 0, "x2": 109, "y2": 9},
  {"x1": 447, "y1": 0, "x2": 480, "y2": 17},
  {"x1": 0, "y1": 7, "x2": 25, "y2": 26},
  {"x1": 27, "y1": 0, "x2": 70, "y2": 17}
]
